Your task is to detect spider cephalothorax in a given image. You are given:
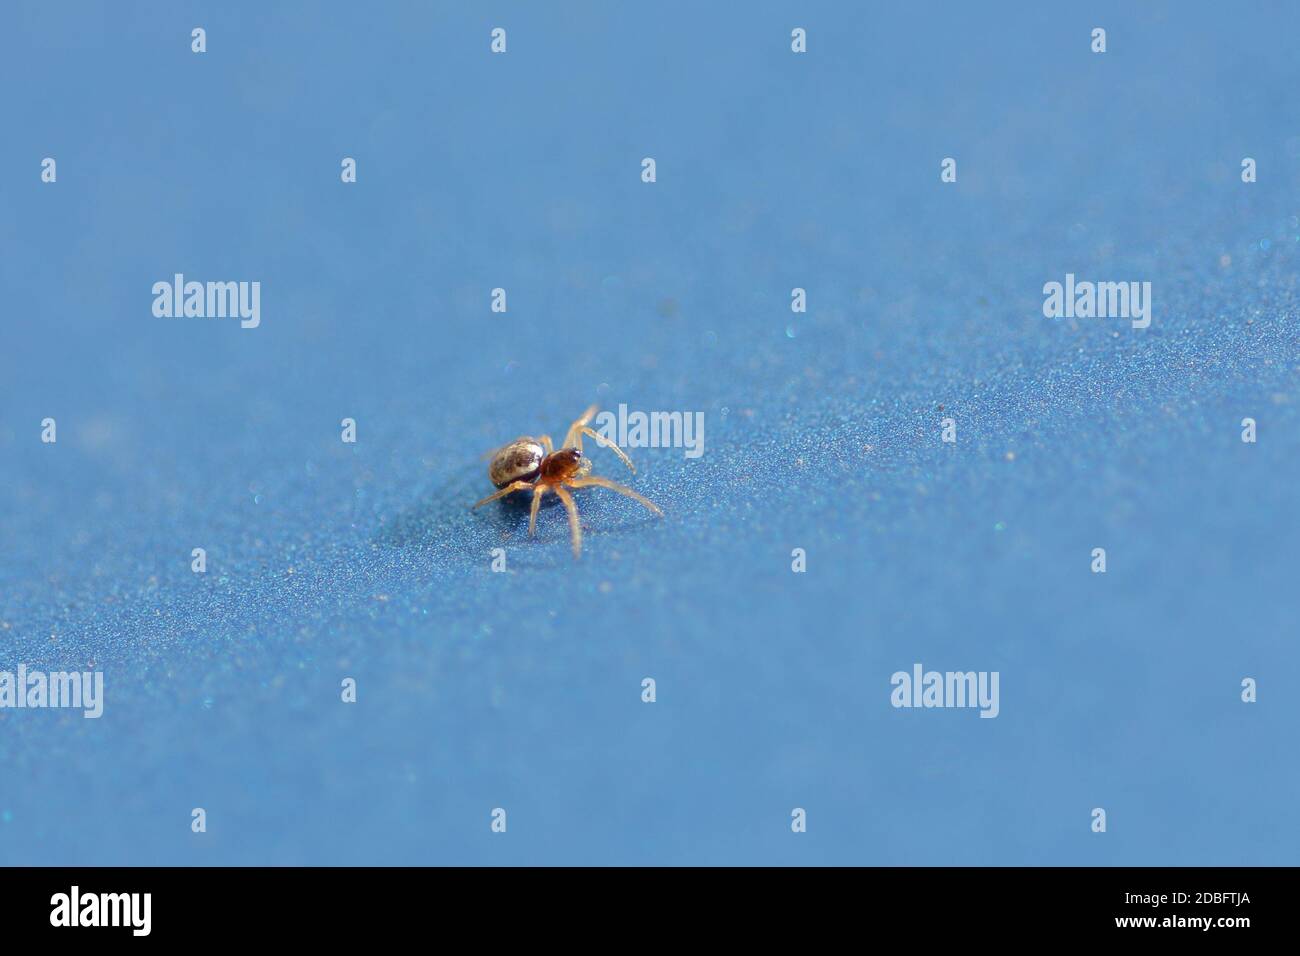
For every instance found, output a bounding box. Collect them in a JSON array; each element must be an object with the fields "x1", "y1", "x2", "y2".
[{"x1": 473, "y1": 405, "x2": 663, "y2": 558}]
